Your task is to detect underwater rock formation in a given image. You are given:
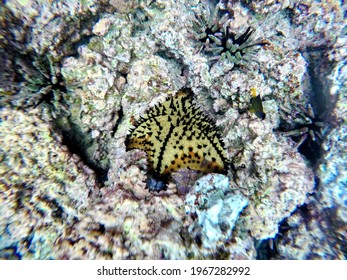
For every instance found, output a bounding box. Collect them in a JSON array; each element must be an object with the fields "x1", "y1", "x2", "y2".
[
  {"x1": 185, "y1": 174, "x2": 248, "y2": 250},
  {"x1": 0, "y1": 108, "x2": 99, "y2": 259},
  {"x1": 1, "y1": 0, "x2": 346, "y2": 259},
  {"x1": 276, "y1": 195, "x2": 346, "y2": 260},
  {"x1": 277, "y1": 55, "x2": 347, "y2": 260}
]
